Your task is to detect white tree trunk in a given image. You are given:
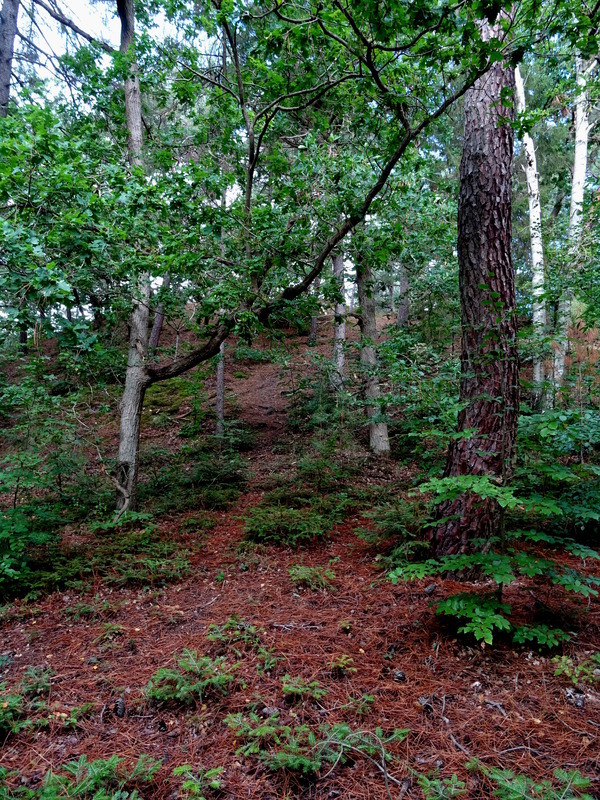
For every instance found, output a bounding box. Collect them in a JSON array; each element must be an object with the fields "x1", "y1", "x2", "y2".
[
  {"x1": 515, "y1": 65, "x2": 546, "y2": 405},
  {"x1": 357, "y1": 258, "x2": 390, "y2": 454},
  {"x1": 553, "y1": 56, "x2": 591, "y2": 391},
  {"x1": 330, "y1": 253, "x2": 345, "y2": 392},
  {"x1": 215, "y1": 341, "x2": 225, "y2": 435}
]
